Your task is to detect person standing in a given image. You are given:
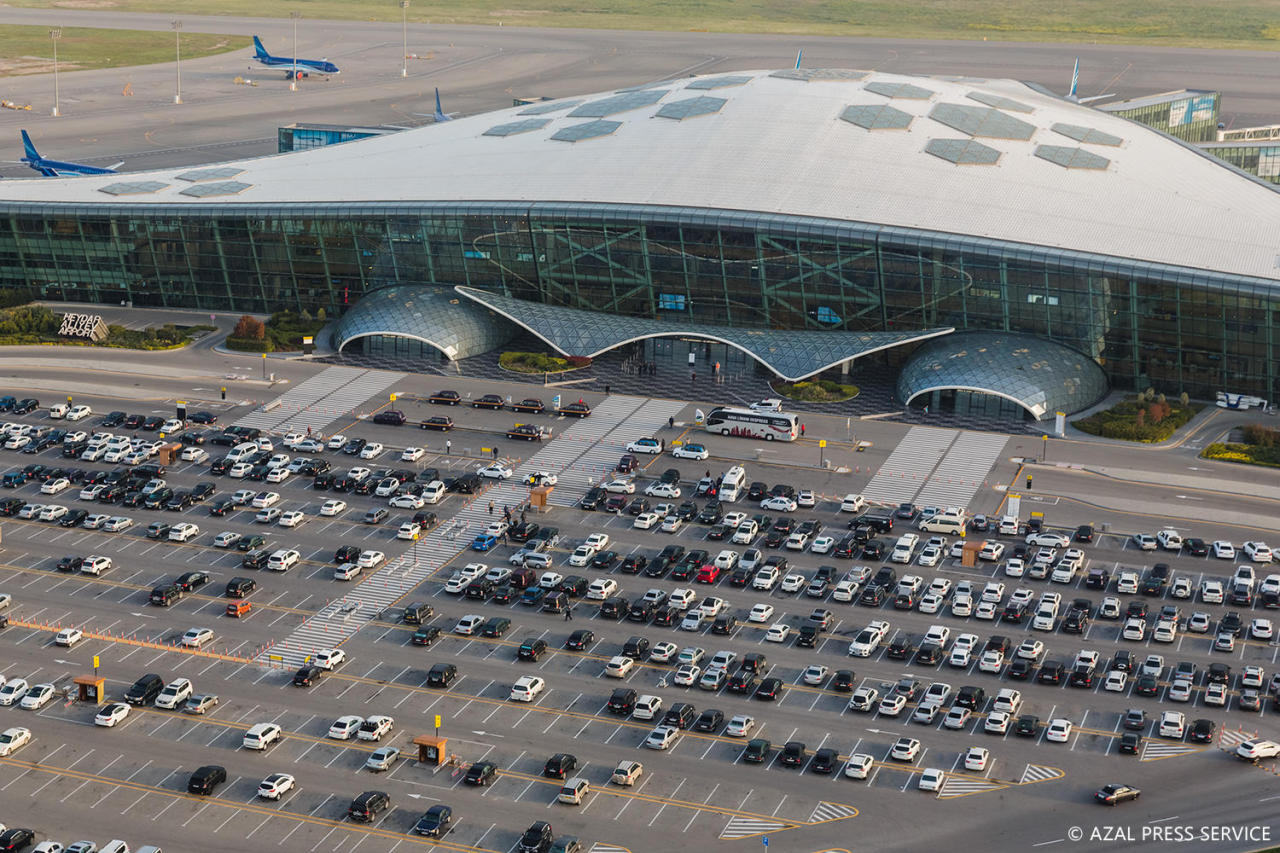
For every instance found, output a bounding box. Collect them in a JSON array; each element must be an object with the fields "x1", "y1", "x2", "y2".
[
  {"x1": 445, "y1": 439, "x2": 451, "y2": 455},
  {"x1": 488, "y1": 500, "x2": 494, "y2": 516},
  {"x1": 564, "y1": 606, "x2": 573, "y2": 621},
  {"x1": 800, "y1": 423, "x2": 806, "y2": 436}
]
